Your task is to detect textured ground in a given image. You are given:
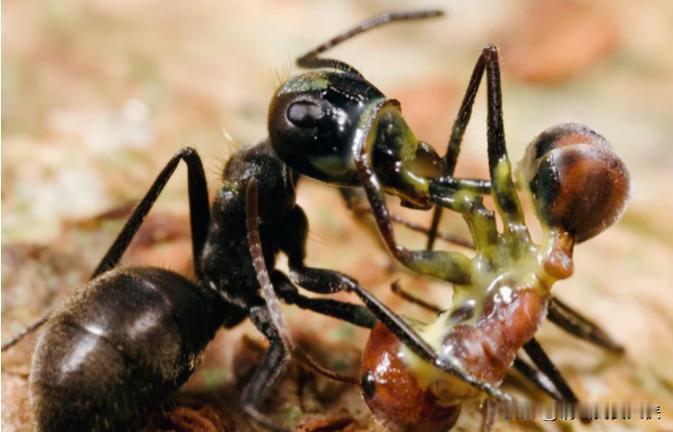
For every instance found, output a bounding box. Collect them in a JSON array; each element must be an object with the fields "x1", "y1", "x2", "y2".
[{"x1": 3, "y1": 0, "x2": 673, "y2": 431}]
